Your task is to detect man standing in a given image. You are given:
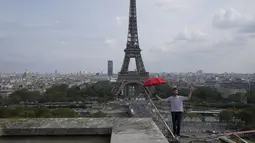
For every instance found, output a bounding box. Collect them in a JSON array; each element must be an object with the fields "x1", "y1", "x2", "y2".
[{"x1": 156, "y1": 86, "x2": 192, "y2": 140}]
